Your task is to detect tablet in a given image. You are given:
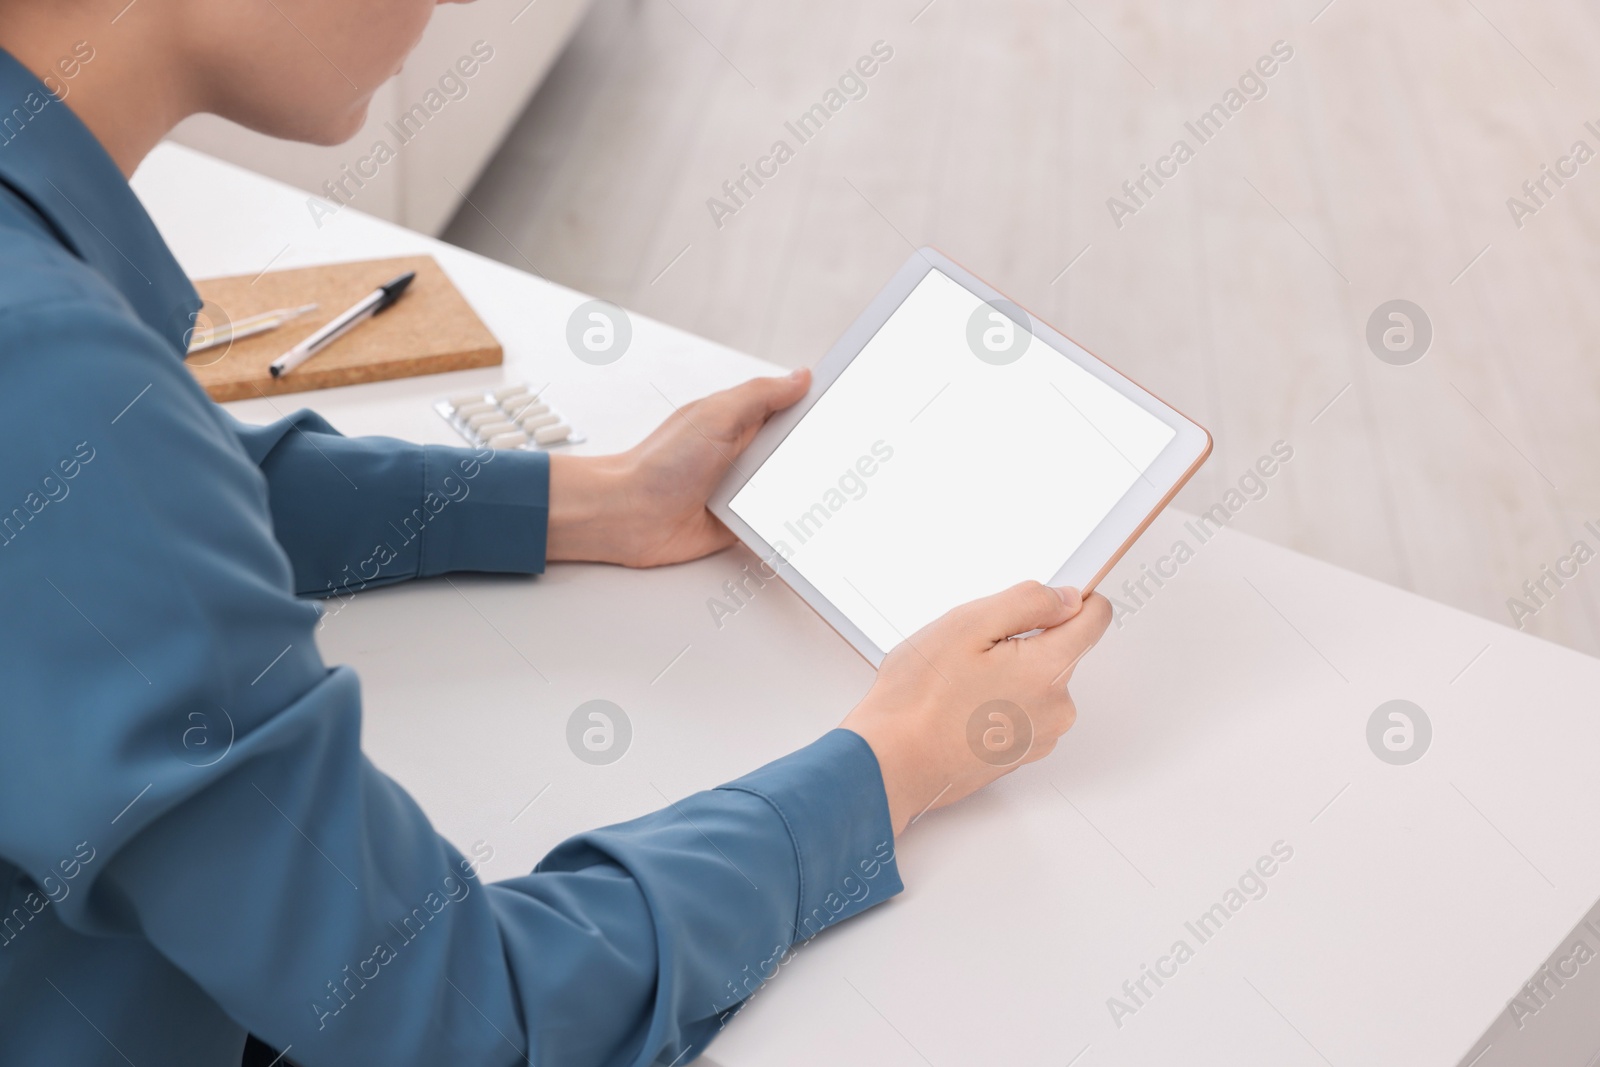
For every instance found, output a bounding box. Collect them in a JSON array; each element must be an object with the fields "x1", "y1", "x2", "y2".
[{"x1": 709, "y1": 248, "x2": 1211, "y2": 666}]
